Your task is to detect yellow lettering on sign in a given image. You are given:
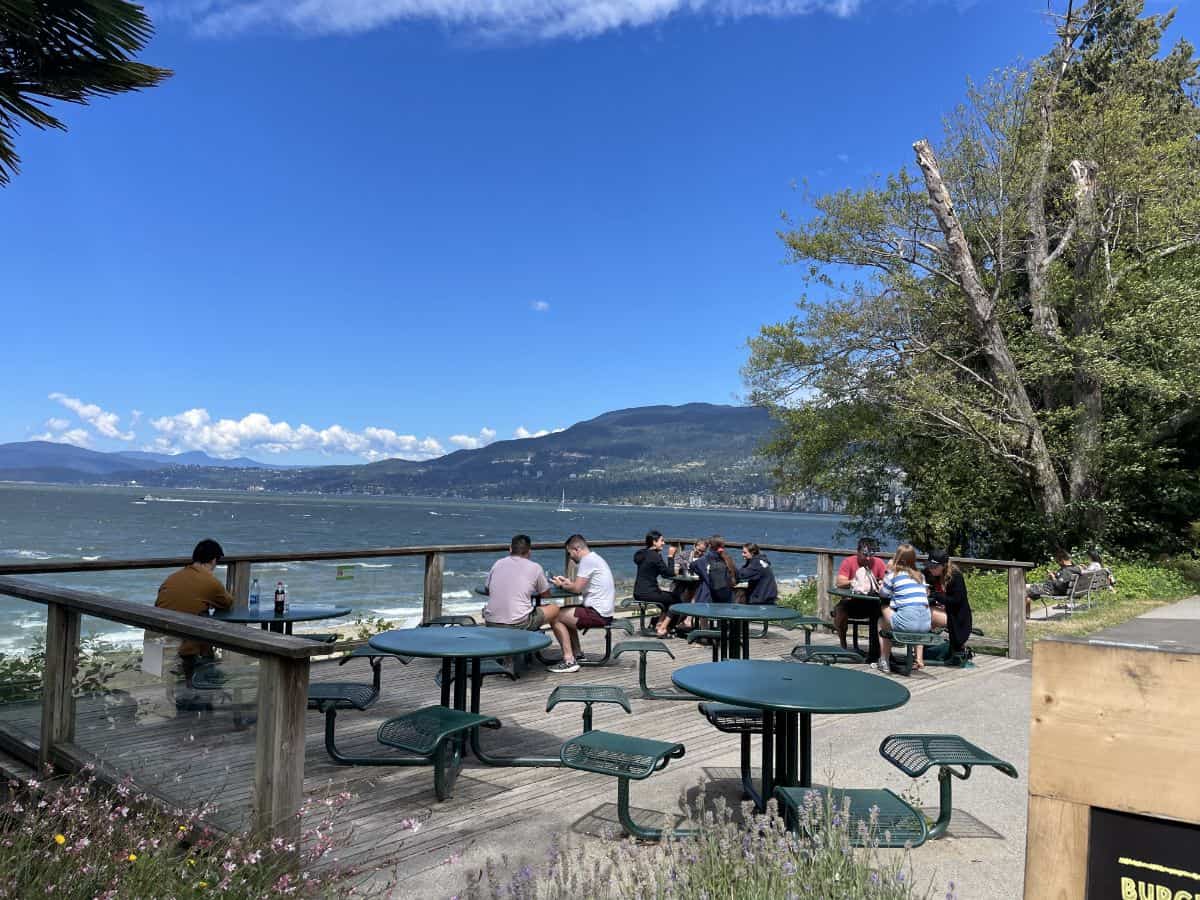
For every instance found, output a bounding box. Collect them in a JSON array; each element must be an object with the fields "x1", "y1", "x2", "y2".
[
  {"x1": 1122, "y1": 879, "x2": 1138, "y2": 900},
  {"x1": 1174, "y1": 891, "x2": 1193, "y2": 900},
  {"x1": 1159, "y1": 888, "x2": 1174, "y2": 900}
]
